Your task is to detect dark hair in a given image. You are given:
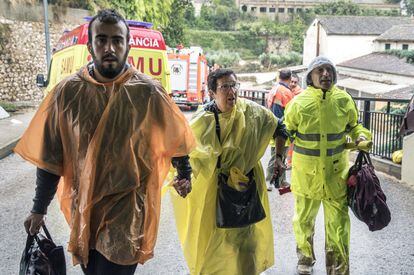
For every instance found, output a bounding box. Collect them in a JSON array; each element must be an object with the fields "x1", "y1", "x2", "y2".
[
  {"x1": 279, "y1": 69, "x2": 292, "y2": 81},
  {"x1": 88, "y1": 9, "x2": 130, "y2": 44},
  {"x1": 291, "y1": 73, "x2": 299, "y2": 79},
  {"x1": 208, "y1": 68, "x2": 237, "y2": 92}
]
